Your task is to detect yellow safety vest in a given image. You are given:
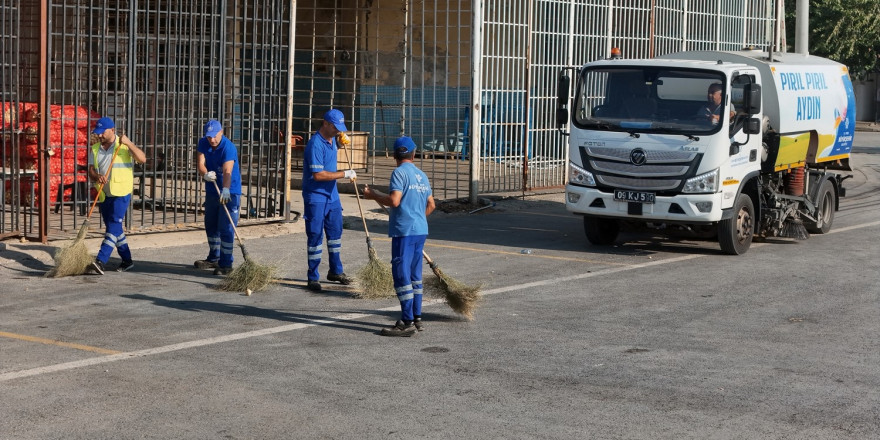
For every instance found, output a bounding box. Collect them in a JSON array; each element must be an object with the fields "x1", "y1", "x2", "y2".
[{"x1": 91, "y1": 138, "x2": 134, "y2": 202}]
